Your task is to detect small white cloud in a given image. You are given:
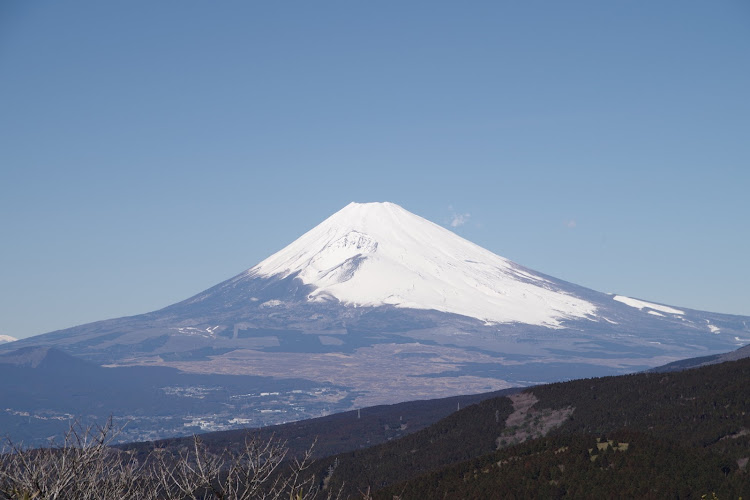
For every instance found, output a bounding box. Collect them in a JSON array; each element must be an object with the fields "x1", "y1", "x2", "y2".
[
  {"x1": 447, "y1": 205, "x2": 471, "y2": 228},
  {"x1": 564, "y1": 219, "x2": 577, "y2": 229},
  {"x1": 450, "y1": 213, "x2": 470, "y2": 227}
]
